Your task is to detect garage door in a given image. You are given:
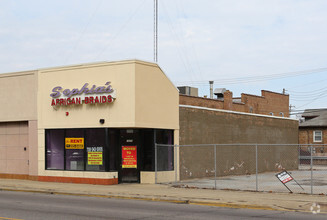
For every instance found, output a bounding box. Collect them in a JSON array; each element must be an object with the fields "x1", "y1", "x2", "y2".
[{"x1": 0, "y1": 122, "x2": 29, "y2": 176}]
